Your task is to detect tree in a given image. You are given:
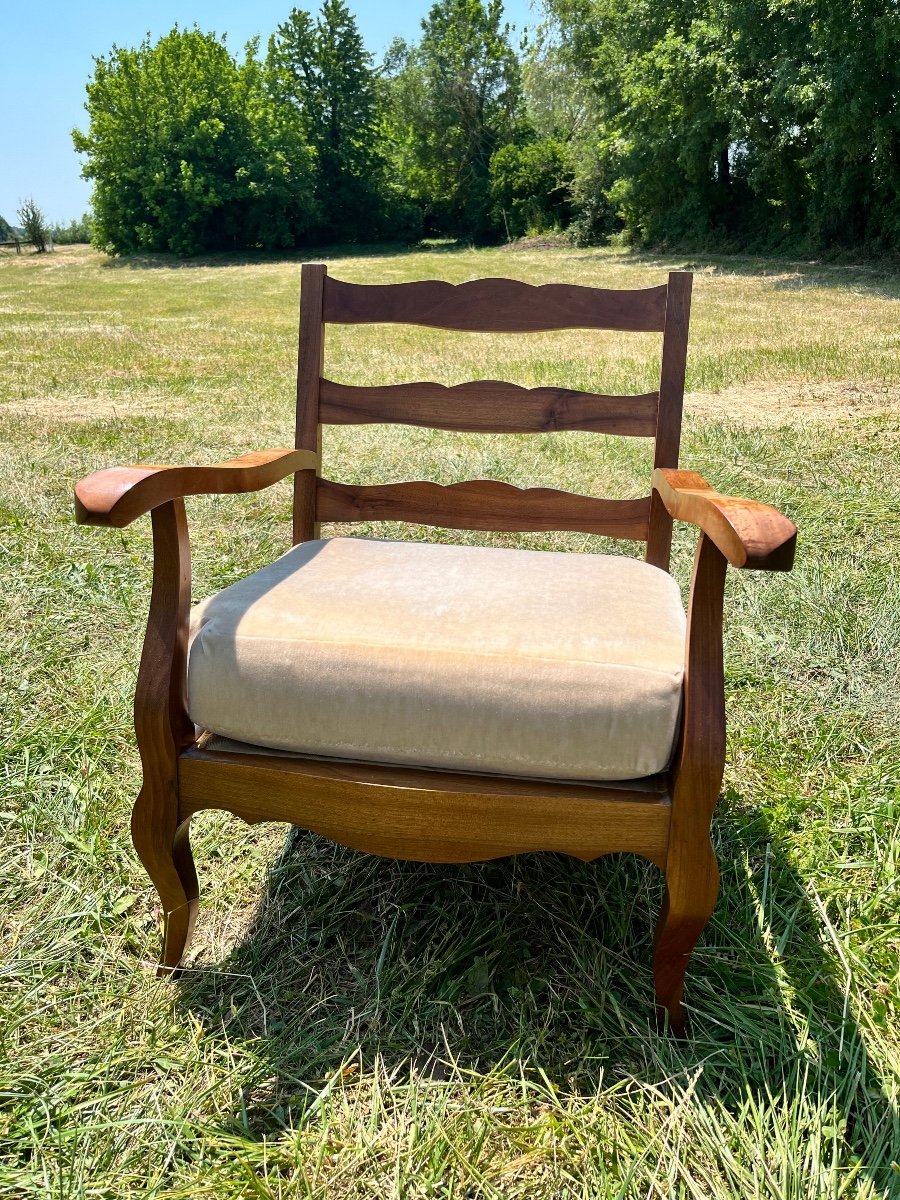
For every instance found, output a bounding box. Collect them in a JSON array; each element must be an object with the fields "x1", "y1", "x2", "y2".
[
  {"x1": 542, "y1": 0, "x2": 744, "y2": 245},
  {"x1": 48, "y1": 213, "x2": 94, "y2": 244},
  {"x1": 520, "y1": 22, "x2": 594, "y2": 145},
  {"x1": 805, "y1": 0, "x2": 900, "y2": 247},
  {"x1": 519, "y1": 18, "x2": 616, "y2": 244},
  {"x1": 267, "y1": 1, "x2": 384, "y2": 241},
  {"x1": 239, "y1": 43, "x2": 320, "y2": 249},
  {"x1": 542, "y1": 0, "x2": 900, "y2": 249},
  {"x1": 73, "y1": 26, "x2": 317, "y2": 255},
  {"x1": 18, "y1": 198, "x2": 49, "y2": 251},
  {"x1": 489, "y1": 138, "x2": 572, "y2": 237},
  {"x1": 382, "y1": 0, "x2": 525, "y2": 237}
]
